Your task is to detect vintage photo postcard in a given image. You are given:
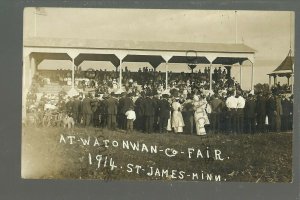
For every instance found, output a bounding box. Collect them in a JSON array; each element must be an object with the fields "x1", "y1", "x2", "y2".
[{"x1": 22, "y1": 8, "x2": 294, "y2": 182}]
